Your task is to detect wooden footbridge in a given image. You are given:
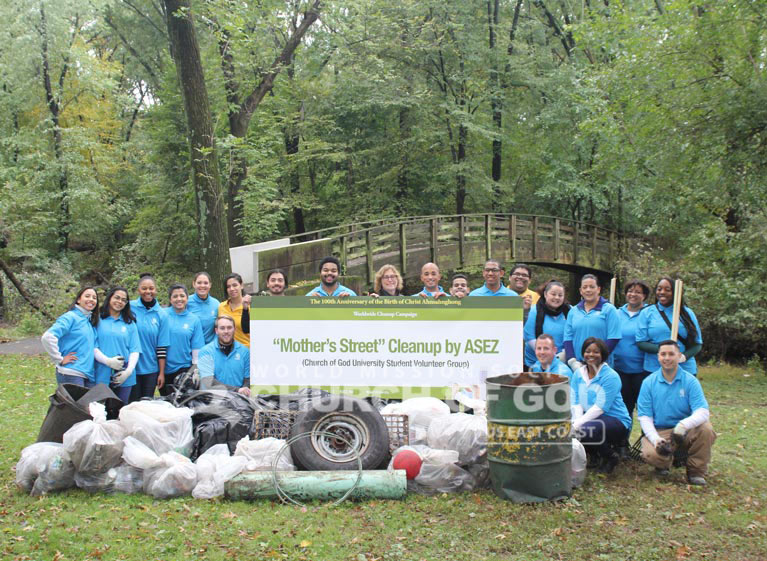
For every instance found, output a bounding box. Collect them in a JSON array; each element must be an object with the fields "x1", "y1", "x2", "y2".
[{"x1": 233, "y1": 214, "x2": 623, "y2": 292}]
